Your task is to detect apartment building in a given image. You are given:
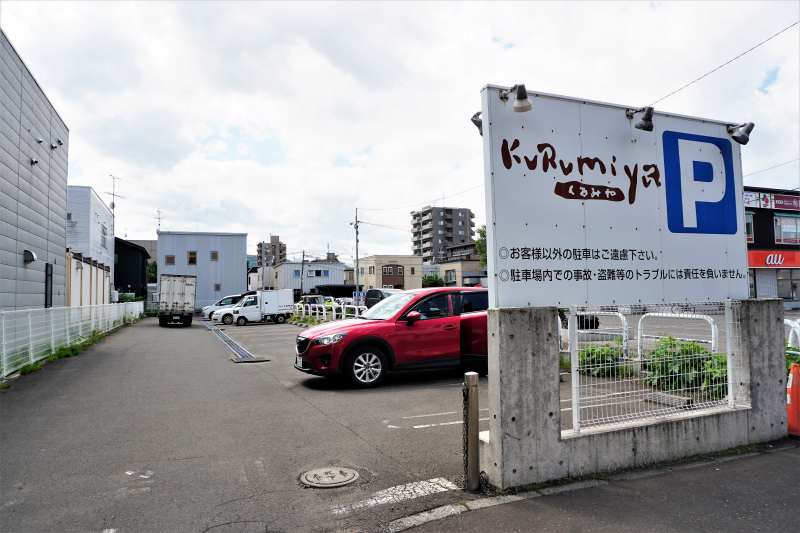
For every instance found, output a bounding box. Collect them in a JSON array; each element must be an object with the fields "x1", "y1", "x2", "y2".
[
  {"x1": 66, "y1": 185, "x2": 114, "y2": 276},
  {"x1": 358, "y1": 255, "x2": 423, "y2": 290},
  {"x1": 411, "y1": 206, "x2": 475, "y2": 264},
  {"x1": 157, "y1": 231, "x2": 247, "y2": 309},
  {"x1": 1, "y1": 30, "x2": 69, "y2": 310},
  {"x1": 256, "y1": 235, "x2": 286, "y2": 266}
]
